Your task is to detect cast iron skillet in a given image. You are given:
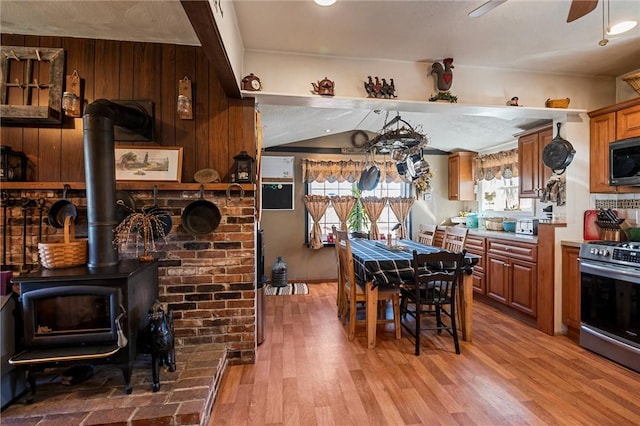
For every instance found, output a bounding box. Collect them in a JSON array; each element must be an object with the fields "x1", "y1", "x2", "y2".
[
  {"x1": 48, "y1": 184, "x2": 77, "y2": 229},
  {"x1": 542, "y1": 122, "x2": 576, "y2": 175},
  {"x1": 181, "y1": 185, "x2": 221, "y2": 235}
]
